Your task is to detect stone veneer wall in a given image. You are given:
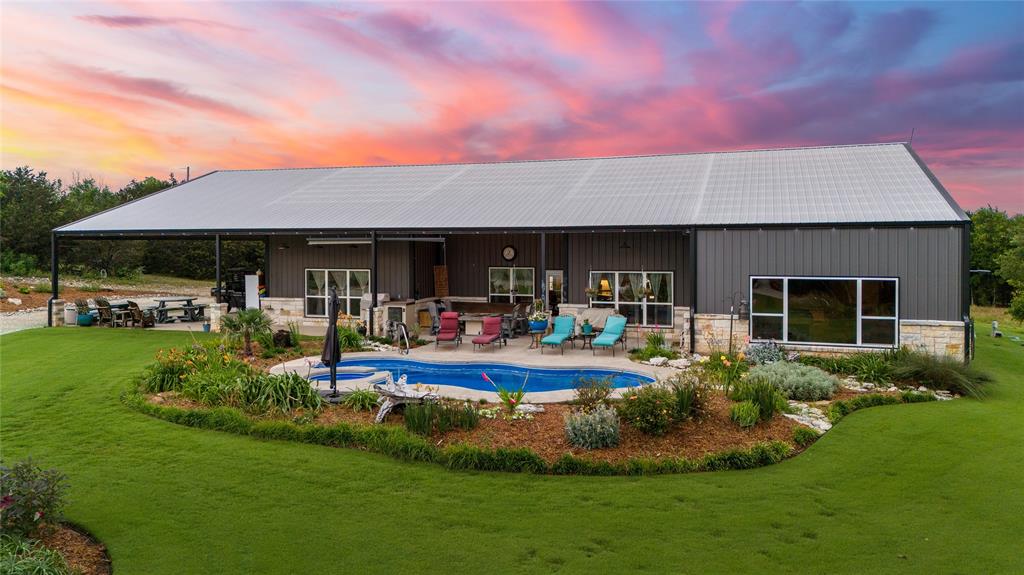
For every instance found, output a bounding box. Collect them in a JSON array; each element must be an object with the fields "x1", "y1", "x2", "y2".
[{"x1": 692, "y1": 313, "x2": 966, "y2": 361}]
